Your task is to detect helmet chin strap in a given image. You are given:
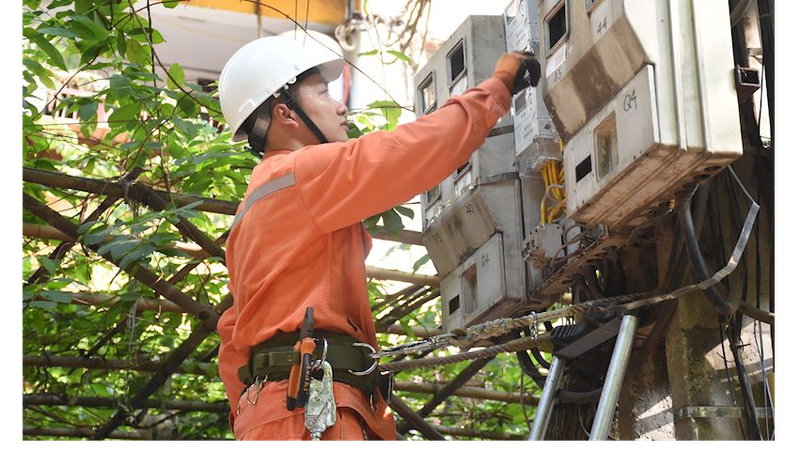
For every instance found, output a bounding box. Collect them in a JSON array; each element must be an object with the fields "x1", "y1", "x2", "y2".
[
  {"x1": 277, "y1": 87, "x2": 330, "y2": 145},
  {"x1": 247, "y1": 104, "x2": 272, "y2": 156},
  {"x1": 246, "y1": 85, "x2": 330, "y2": 156}
]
